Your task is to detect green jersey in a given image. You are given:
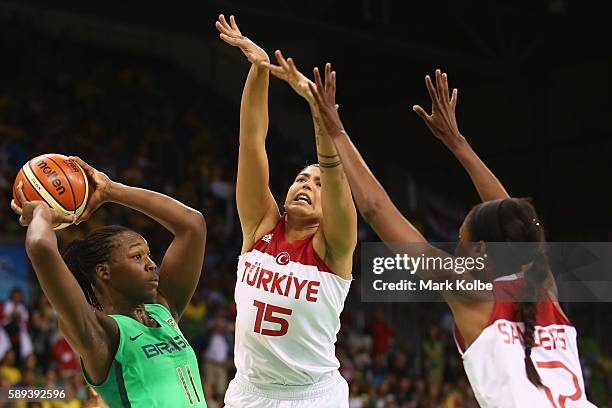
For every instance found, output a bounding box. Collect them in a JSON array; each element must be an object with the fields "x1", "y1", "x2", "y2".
[{"x1": 82, "y1": 304, "x2": 207, "y2": 407}]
